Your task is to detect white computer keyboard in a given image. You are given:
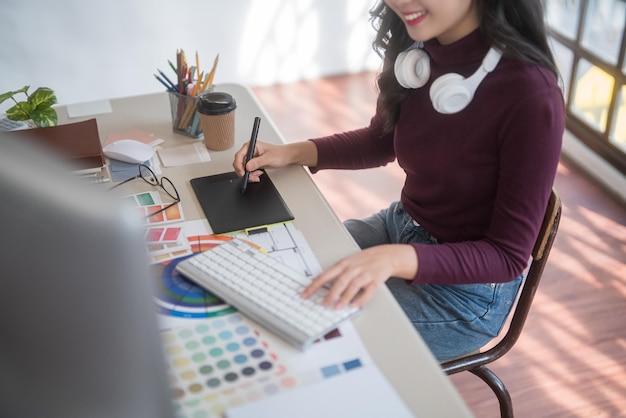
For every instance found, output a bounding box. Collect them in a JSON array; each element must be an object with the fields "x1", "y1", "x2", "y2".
[
  {"x1": 175, "y1": 238, "x2": 360, "y2": 350},
  {"x1": 0, "y1": 117, "x2": 28, "y2": 132}
]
